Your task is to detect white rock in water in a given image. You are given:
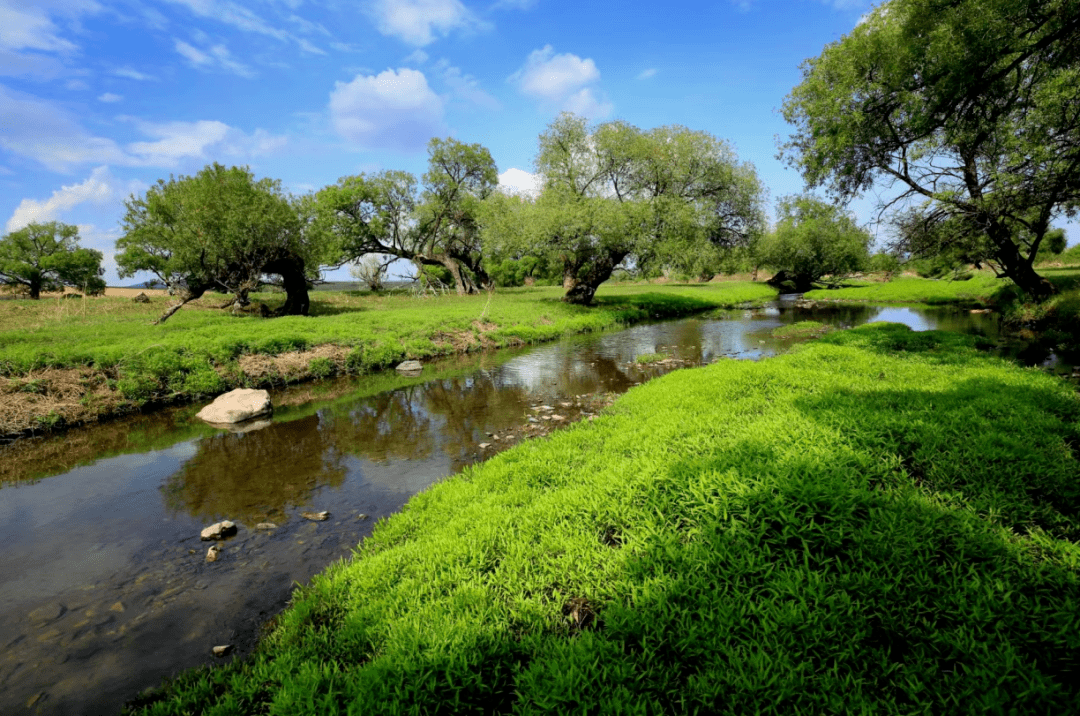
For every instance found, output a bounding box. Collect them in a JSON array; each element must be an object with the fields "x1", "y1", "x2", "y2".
[
  {"x1": 196, "y1": 389, "x2": 272, "y2": 424},
  {"x1": 395, "y1": 360, "x2": 423, "y2": 373},
  {"x1": 212, "y1": 644, "x2": 232, "y2": 657},
  {"x1": 200, "y1": 520, "x2": 237, "y2": 541},
  {"x1": 255, "y1": 522, "x2": 278, "y2": 530},
  {"x1": 301, "y1": 511, "x2": 329, "y2": 521},
  {"x1": 205, "y1": 545, "x2": 220, "y2": 562}
]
